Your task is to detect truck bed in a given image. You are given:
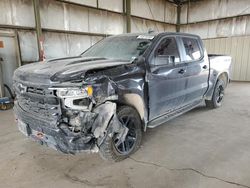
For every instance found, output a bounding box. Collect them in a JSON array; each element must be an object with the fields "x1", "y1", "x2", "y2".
[
  {"x1": 204, "y1": 54, "x2": 232, "y2": 100},
  {"x1": 208, "y1": 54, "x2": 232, "y2": 80}
]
